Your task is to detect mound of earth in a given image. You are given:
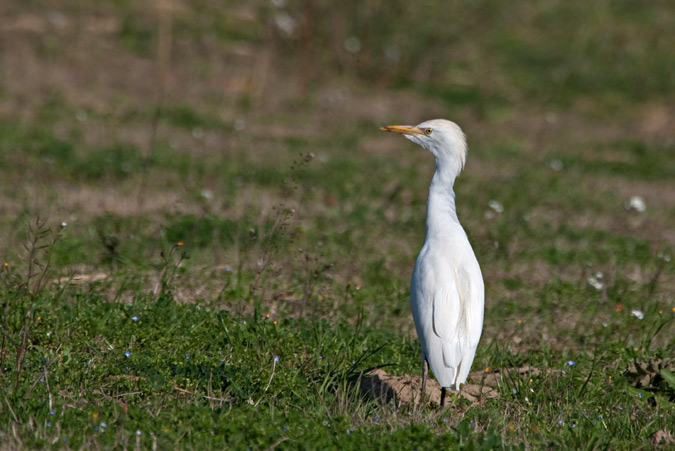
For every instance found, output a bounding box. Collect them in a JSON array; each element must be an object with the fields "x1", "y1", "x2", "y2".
[{"x1": 362, "y1": 366, "x2": 558, "y2": 406}]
